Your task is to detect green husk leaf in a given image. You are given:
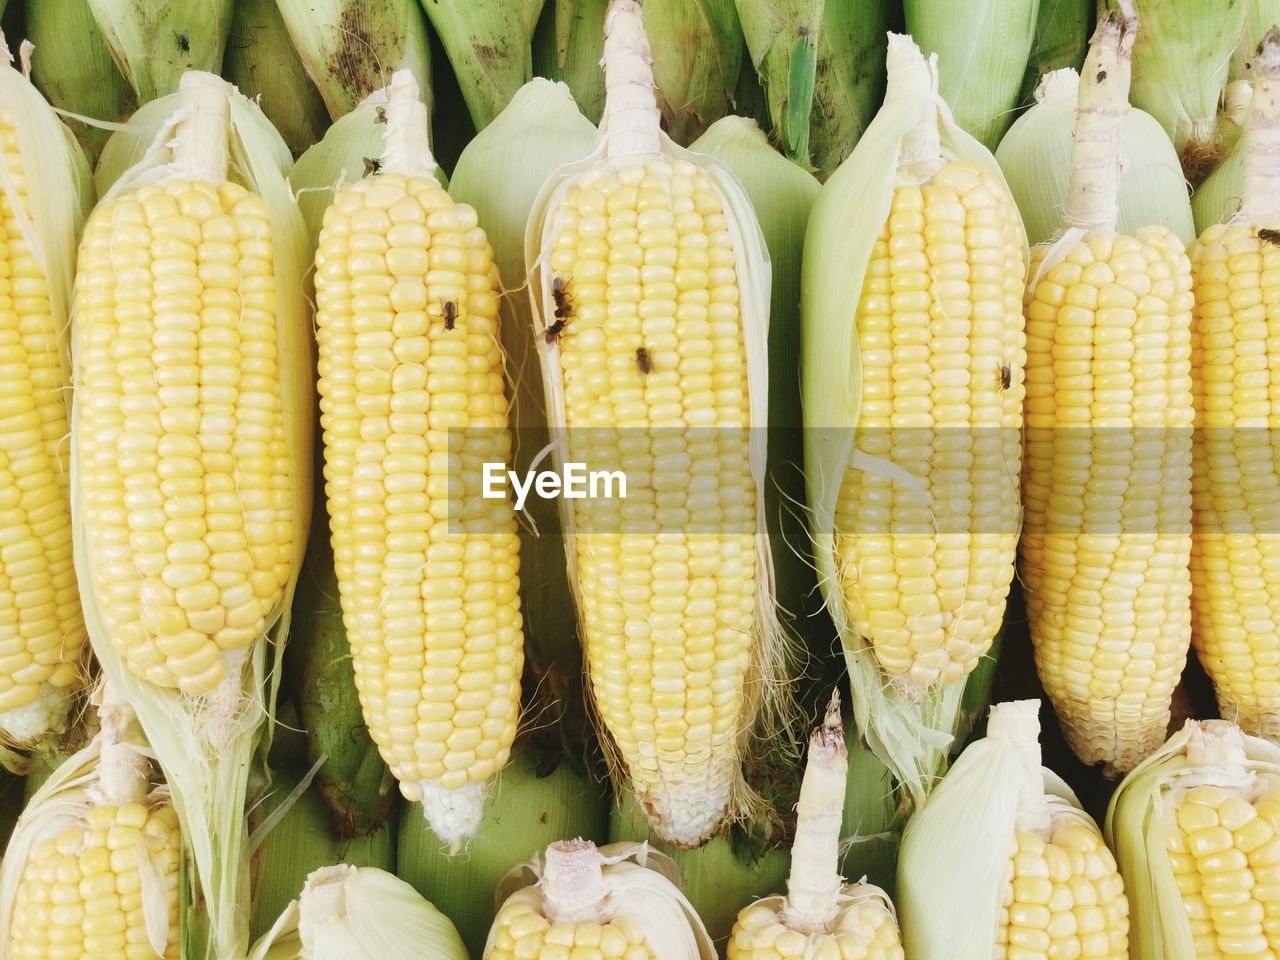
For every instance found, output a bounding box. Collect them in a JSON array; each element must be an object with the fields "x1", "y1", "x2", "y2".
[
  {"x1": 85, "y1": 0, "x2": 234, "y2": 100},
  {"x1": 420, "y1": 0, "x2": 544, "y2": 130},
  {"x1": 532, "y1": 0, "x2": 608, "y2": 123},
  {"x1": 73, "y1": 73, "x2": 314, "y2": 960},
  {"x1": 840, "y1": 720, "x2": 903, "y2": 896},
  {"x1": 1017, "y1": 0, "x2": 1093, "y2": 104},
  {"x1": 223, "y1": 0, "x2": 329, "y2": 157},
  {"x1": 1231, "y1": 0, "x2": 1280, "y2": 81},
  {"x1": 276, "y1": 0, "x2": 433, "y2": 121},
  {"x1": 1193, "y1": 80, "x2": 1251, "y2": 232},
  {"x1": 249, "y1": 865, "x2": 466, "y2": 960},
  {"x1": 996, "y1": 67, "x2": 1194, "y2": 247},
  {"x1": 27, "y1": 0, "x2": 135, "y2": 165},
  {"x1": 905, "y1": 0, "x2": 1041, "y2": 150},
  {"x1": 735, "y1": 0, "x2": 890, "y2": 176},
  {"x1": 21, "y1": 706, "x2": 98, "y2": 803},
  {"x1": 0, "y1": 771, "x2": 18, "y2": 853},
  {"x1": 802, "y1": 34, "x2": 1028, "y2": 808},
  {"x1": 1102, "y1": 0, "x2": 1246, "y2": 182},
  {"x1": 284, "y1": 479, "x2": 394, "y2": 838},
  {"x1": 397, "y1": 747, "x2": 609, "y2": 958},
  {"x1": 448, "y1": 79, "x2": 596, "y2": 738}
]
